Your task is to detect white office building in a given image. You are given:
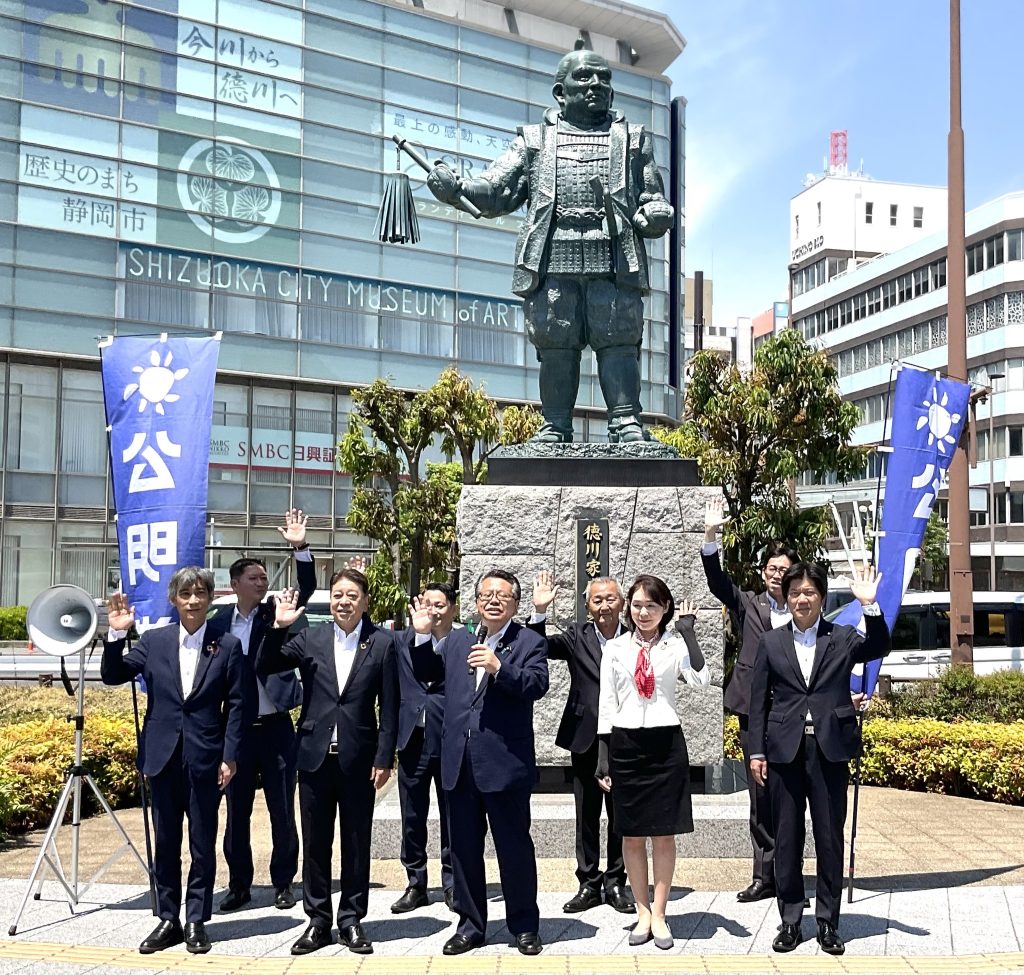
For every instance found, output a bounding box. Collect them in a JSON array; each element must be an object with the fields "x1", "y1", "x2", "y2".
[{"x1": 789, "y1": 170, "x2": 1024, "y2": 592}]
